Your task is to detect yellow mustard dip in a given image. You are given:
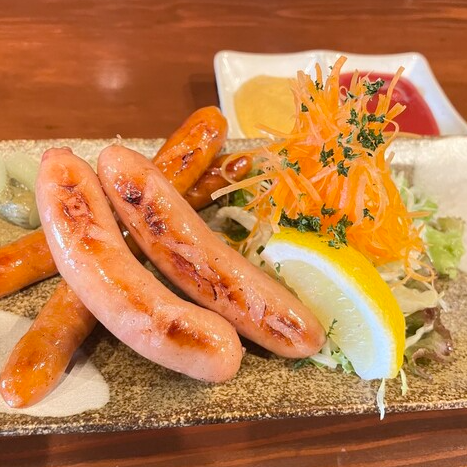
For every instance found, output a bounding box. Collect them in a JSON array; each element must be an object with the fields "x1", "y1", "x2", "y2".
[{"x1": 234, "y1": 75, "x2": 295, "y2": 138}]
